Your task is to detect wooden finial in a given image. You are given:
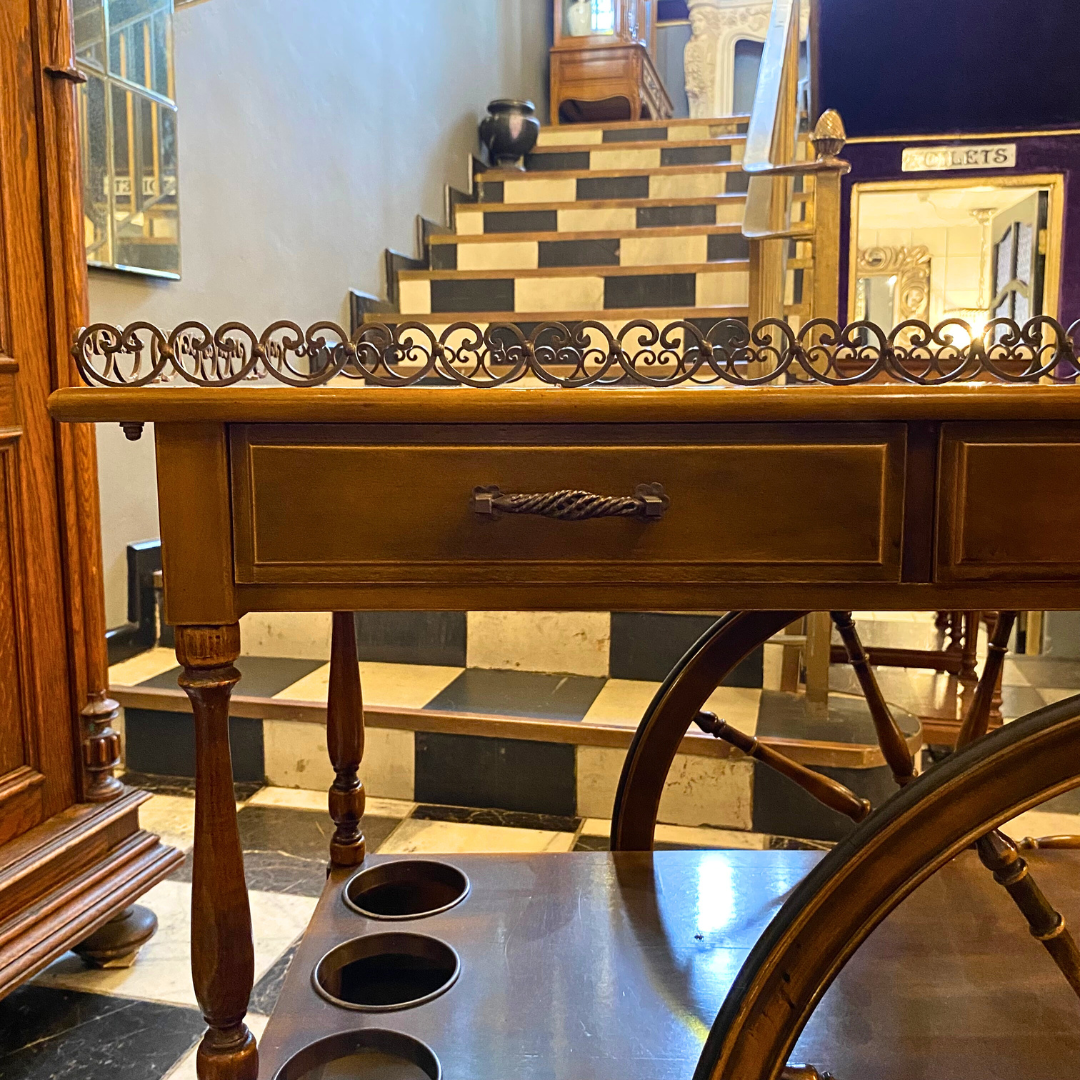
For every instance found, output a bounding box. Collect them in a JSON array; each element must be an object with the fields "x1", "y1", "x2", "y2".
[{"x1": 811, "y1": 109, "x2": 847, "y2": 160}]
